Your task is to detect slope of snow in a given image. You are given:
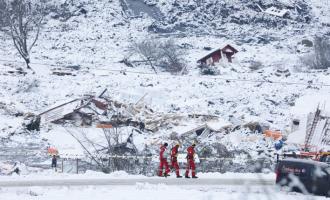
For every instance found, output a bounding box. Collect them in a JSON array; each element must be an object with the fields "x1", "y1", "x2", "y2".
[{"x1": 0, "y1": 0, "x2": 330, "y2": 173}]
